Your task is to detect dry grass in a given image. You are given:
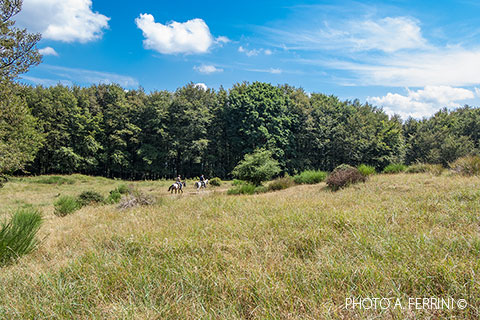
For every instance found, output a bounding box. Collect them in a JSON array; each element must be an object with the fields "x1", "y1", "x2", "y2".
[{"x1": 0, "y1": 174, "x2": 479, "y2": 319}]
